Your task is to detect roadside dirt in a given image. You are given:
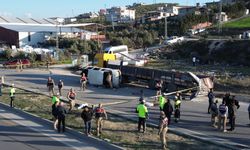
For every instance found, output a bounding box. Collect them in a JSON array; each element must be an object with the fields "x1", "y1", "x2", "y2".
[{"x1": 0, "y1": 87, "x2": 227, "y2": 150}]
